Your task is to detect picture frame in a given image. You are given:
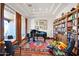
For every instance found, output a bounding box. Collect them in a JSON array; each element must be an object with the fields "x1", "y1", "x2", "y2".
[{"x1": 39, "y1": 20, "x2": 47, "y2": 30}]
